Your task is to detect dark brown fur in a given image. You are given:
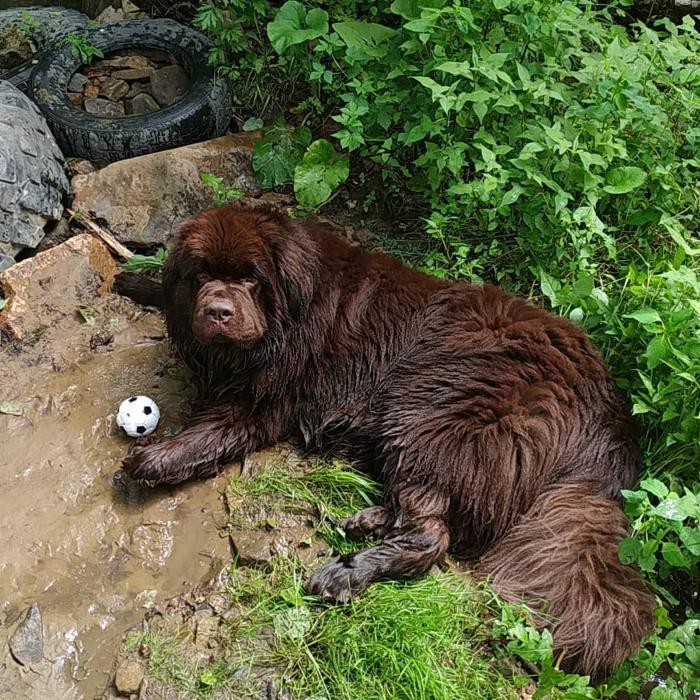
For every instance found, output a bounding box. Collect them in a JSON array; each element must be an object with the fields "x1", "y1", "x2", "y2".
[{"x1": 122, "y1": 205, "x2": 655, "y2": 678}]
